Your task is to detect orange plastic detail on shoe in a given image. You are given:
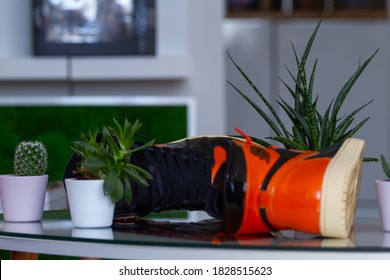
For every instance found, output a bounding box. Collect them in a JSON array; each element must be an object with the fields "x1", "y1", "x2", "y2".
[
  {"x1": 265, "y1": 153, "x2": 330, "y2": 234},
  {"x1": 233, "y1": 140, "x2": 280, "y2": 235},
  {"x1": 211, "y1": 146, "x2": 227, "y2": 183},
  {"x1": 235, "y1": 127, "x2": 252, "y2": 145}
]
